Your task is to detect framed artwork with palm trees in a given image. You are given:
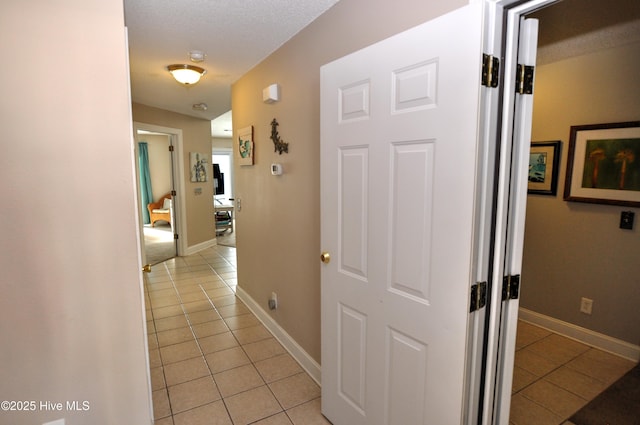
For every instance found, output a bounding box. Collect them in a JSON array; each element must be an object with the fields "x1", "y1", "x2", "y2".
[{"x1": 564, "y1": 121, "x2": 640, "y2": 207}]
